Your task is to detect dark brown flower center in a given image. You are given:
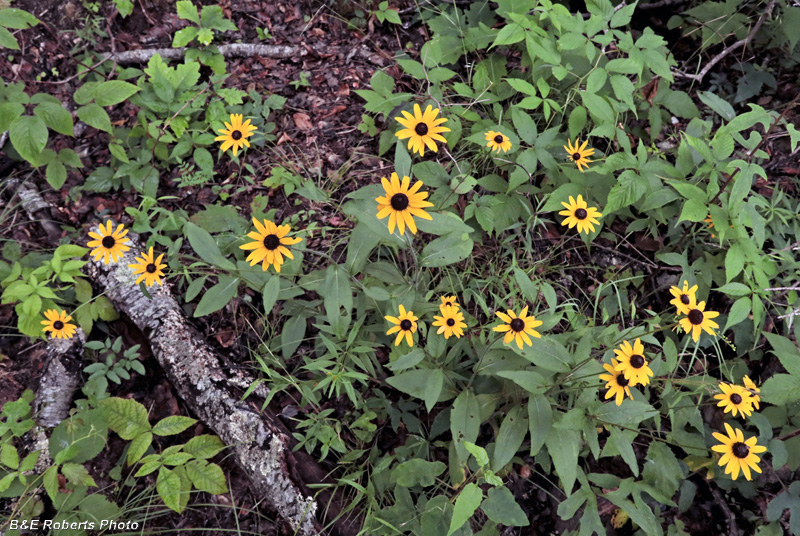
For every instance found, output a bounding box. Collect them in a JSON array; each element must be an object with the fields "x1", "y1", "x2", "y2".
[
  {"x1": 102, "y1": 236, "x2": 116, "y2": 248},
  {"x1": 630, "y1": 354, "x2": 645, "y2": 368},
  {"x1": 688, "y1": 309, "x2": 704, "y2": 325},
  {"x1": 730, "y1": 393, "x2": 742, "y2": 404},
  {"x1": 414, "y1": 122, "x2": 428, "y2": 136},
  {"x1": 53, "y1": 320, "x2": 64, "y2": 330},
  {"x1": 572, "y1": 152, "x2": 582, "y2": 161},
  {"x1": 263, "y1": 234, "x2": 280, "y2": 250},
  {"x1": 509, "y1": 318, "x2": 525, "y2": 332},
  {"x1": 444, "y1": 300, "x2": 454, "y2": 307},
  {"x1": 400, "y1": 319, "x2": 412, "y2": 331},
  {"x1": 732, "y1": 442, "x2": 749, "y2": 459},
  {"x1": 231, "y1": 130, "x2": 242, "y2": 140},
  {"x1": 446, "y1": 318, "x2": 455, "y2": 326},
  {"x1": 390, "y1": 193, "x2": 409, "y2": 211},
  {"x1": 146, "y1": 263, "x2": 157, "y2": 274},
  {"x1": 574, "y1": 208, "x2": 588, "y2": 220},
  {"x1": 494, "y1": 134, "x2": 504, "y2": 144},
  {"x1": 616, "y1": 375, "x2": 629, "y2": 387},
  {"x1": 680, "y1": 294, "x2": 690, "y2": 304}
]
